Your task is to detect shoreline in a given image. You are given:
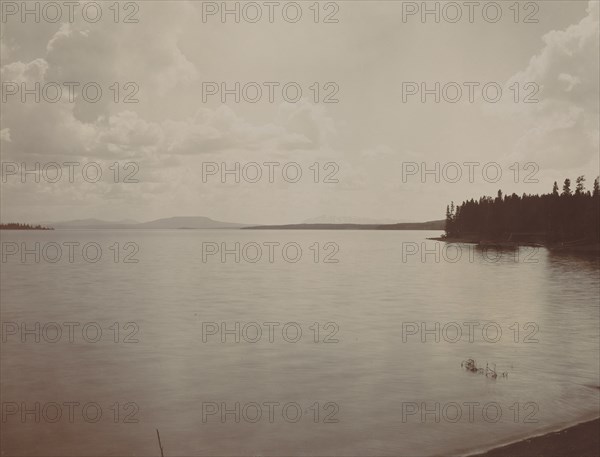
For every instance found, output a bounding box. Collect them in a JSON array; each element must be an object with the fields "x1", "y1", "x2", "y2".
[
  {"x1": 427, "y1": 236, "x2": 541, "y2": 247},
  {"x1": 464, "y1": 417, "x2": 600, "y2": 457},
  {"x1": 428, "y1": 237, "x2": 600, "y2": 253}
]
